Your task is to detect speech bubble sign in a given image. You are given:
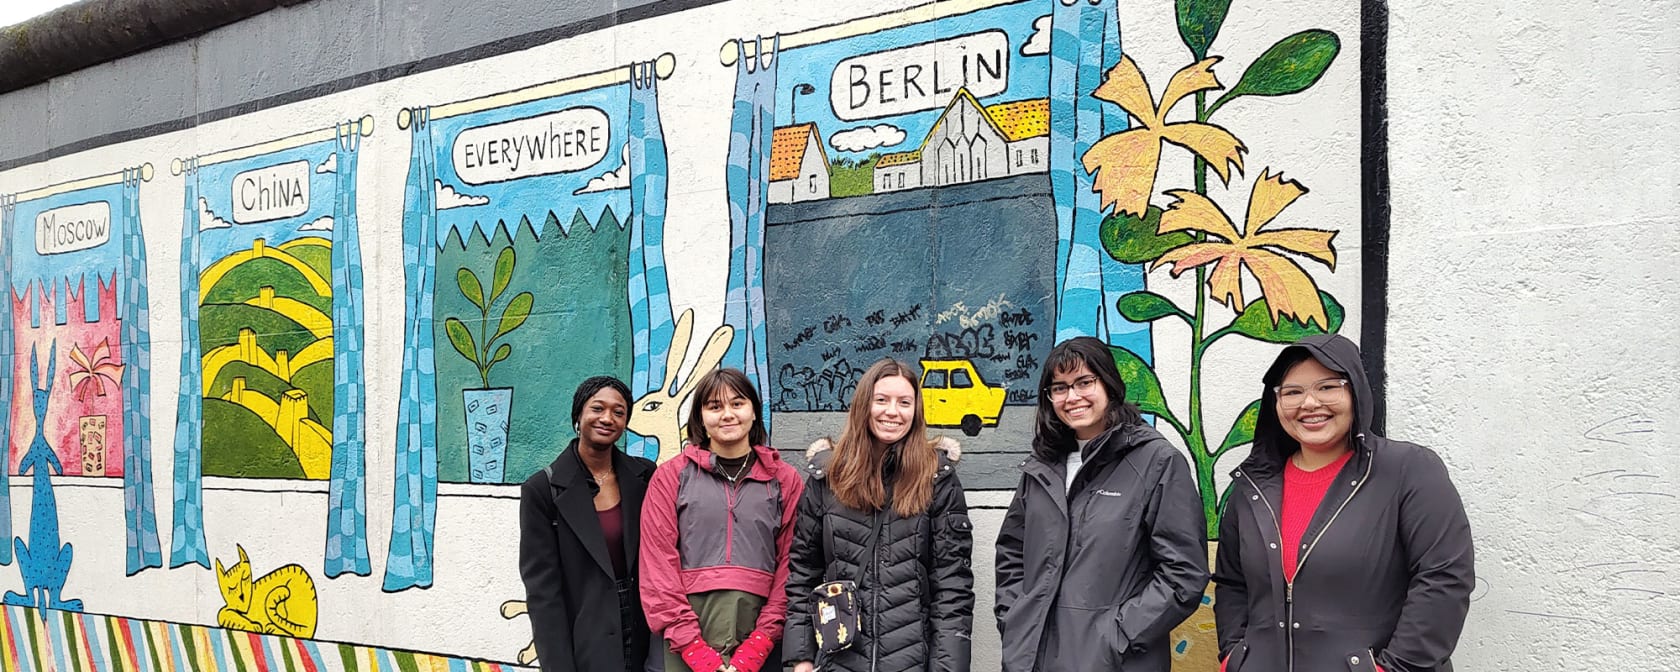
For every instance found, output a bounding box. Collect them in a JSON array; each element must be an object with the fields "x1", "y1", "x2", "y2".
[
  {"x1": 35, "y1": 201, "x2": 112, "y2": 255},
  {"x1": 233, "y1": 160, "x2": 311, "y2": 224},
  {"x1": 452, "y1": 107, "x2": 612, "y2": 185},
  {"x1": 830, "y1": 31, "x2": 1011, "y2": 122}
]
